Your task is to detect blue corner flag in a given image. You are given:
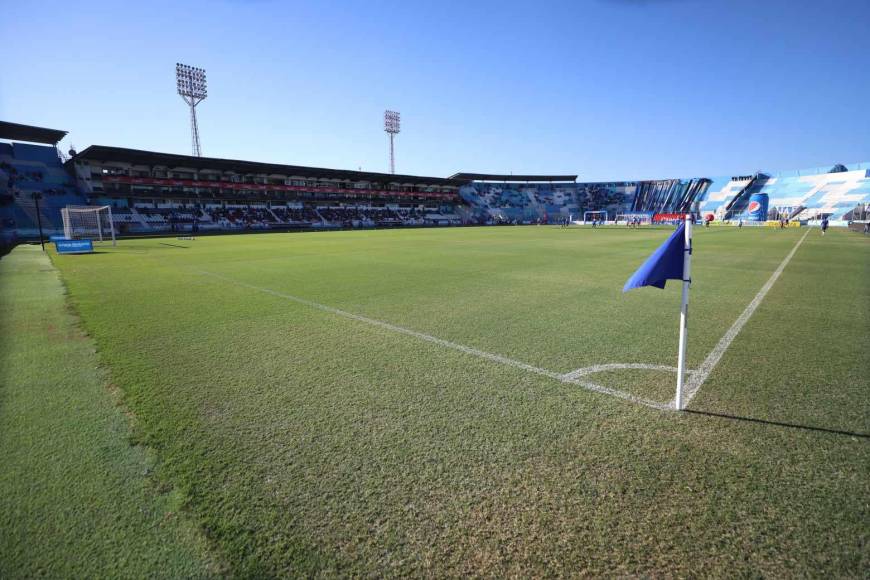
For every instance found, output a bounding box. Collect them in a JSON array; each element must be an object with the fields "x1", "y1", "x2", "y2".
[{"x1": 623, "y1": 224, "x2": 687, "y2": 292}]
